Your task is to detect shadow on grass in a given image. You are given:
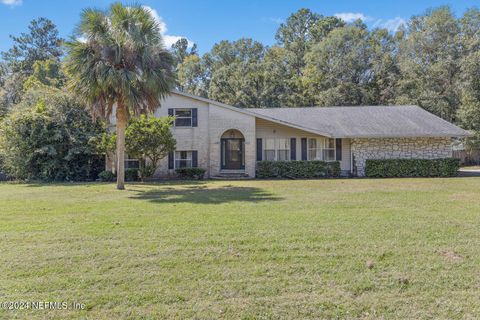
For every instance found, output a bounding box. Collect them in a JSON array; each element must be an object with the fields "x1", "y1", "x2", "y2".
[{"x1": 128, "y1": 183, "x2": 282, "y2": 204}]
